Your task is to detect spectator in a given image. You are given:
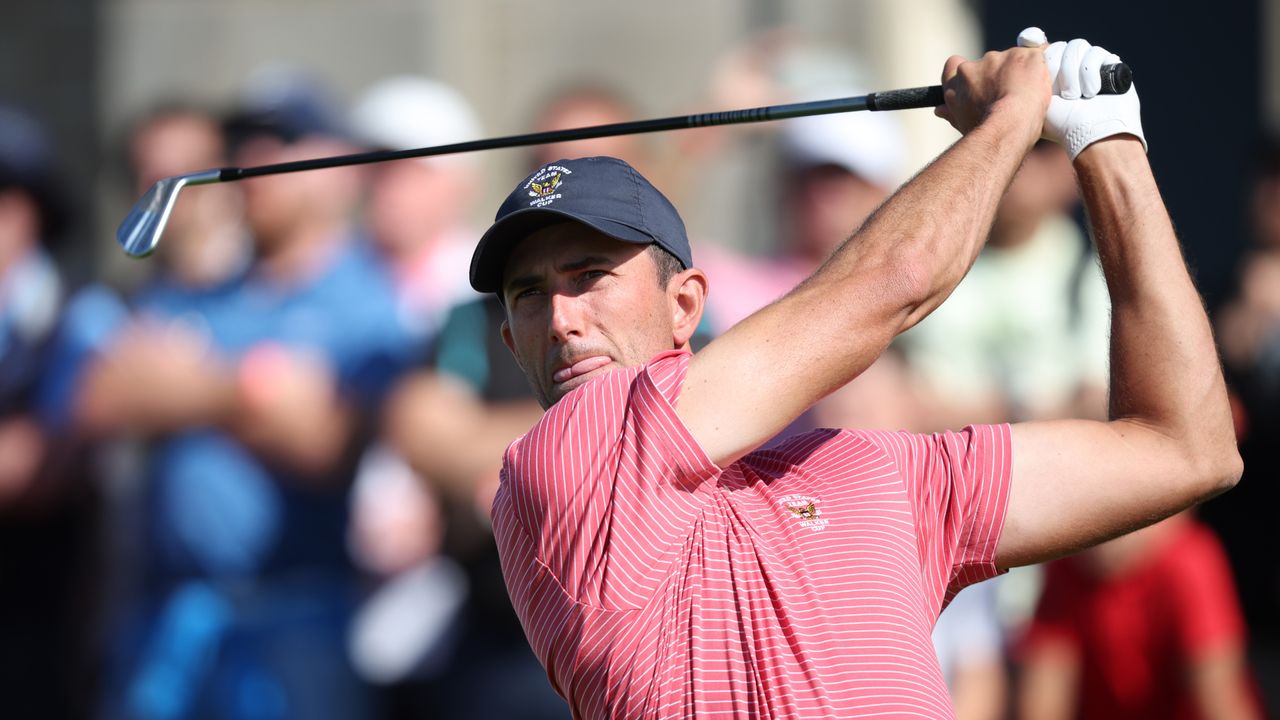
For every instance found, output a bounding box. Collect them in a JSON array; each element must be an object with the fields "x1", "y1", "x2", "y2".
[
  {"x1": 350, "y1": 76, "x2": 483, "y2": 345},
  {"x1": 125, "y1": 103, "x2": 249, "y2": 289},
  {"x1": 78, "y1": 72, "x2": 411, "y2": 720},
  {"x1": 1018, "y1": 514, "x2": 1261, "y2": 720},
  {"x1": 340, "y1": 76, "x2": 496, "y2": 715},
  {"x1": 0, "y1": 102, "x2": 69, "y2": 503},
  {"x1": 0, "y1": 100, "x2": 100, "y2": 720},
  {"x1": 897, "y1": 140, "x2": 1108, "y2": 431},
  {"x1": 527, "y1": 83, "x2": 651, "y2": 172},
  {"x1": 345, "y1": 443, "x2": 469, "y2": 713}
]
